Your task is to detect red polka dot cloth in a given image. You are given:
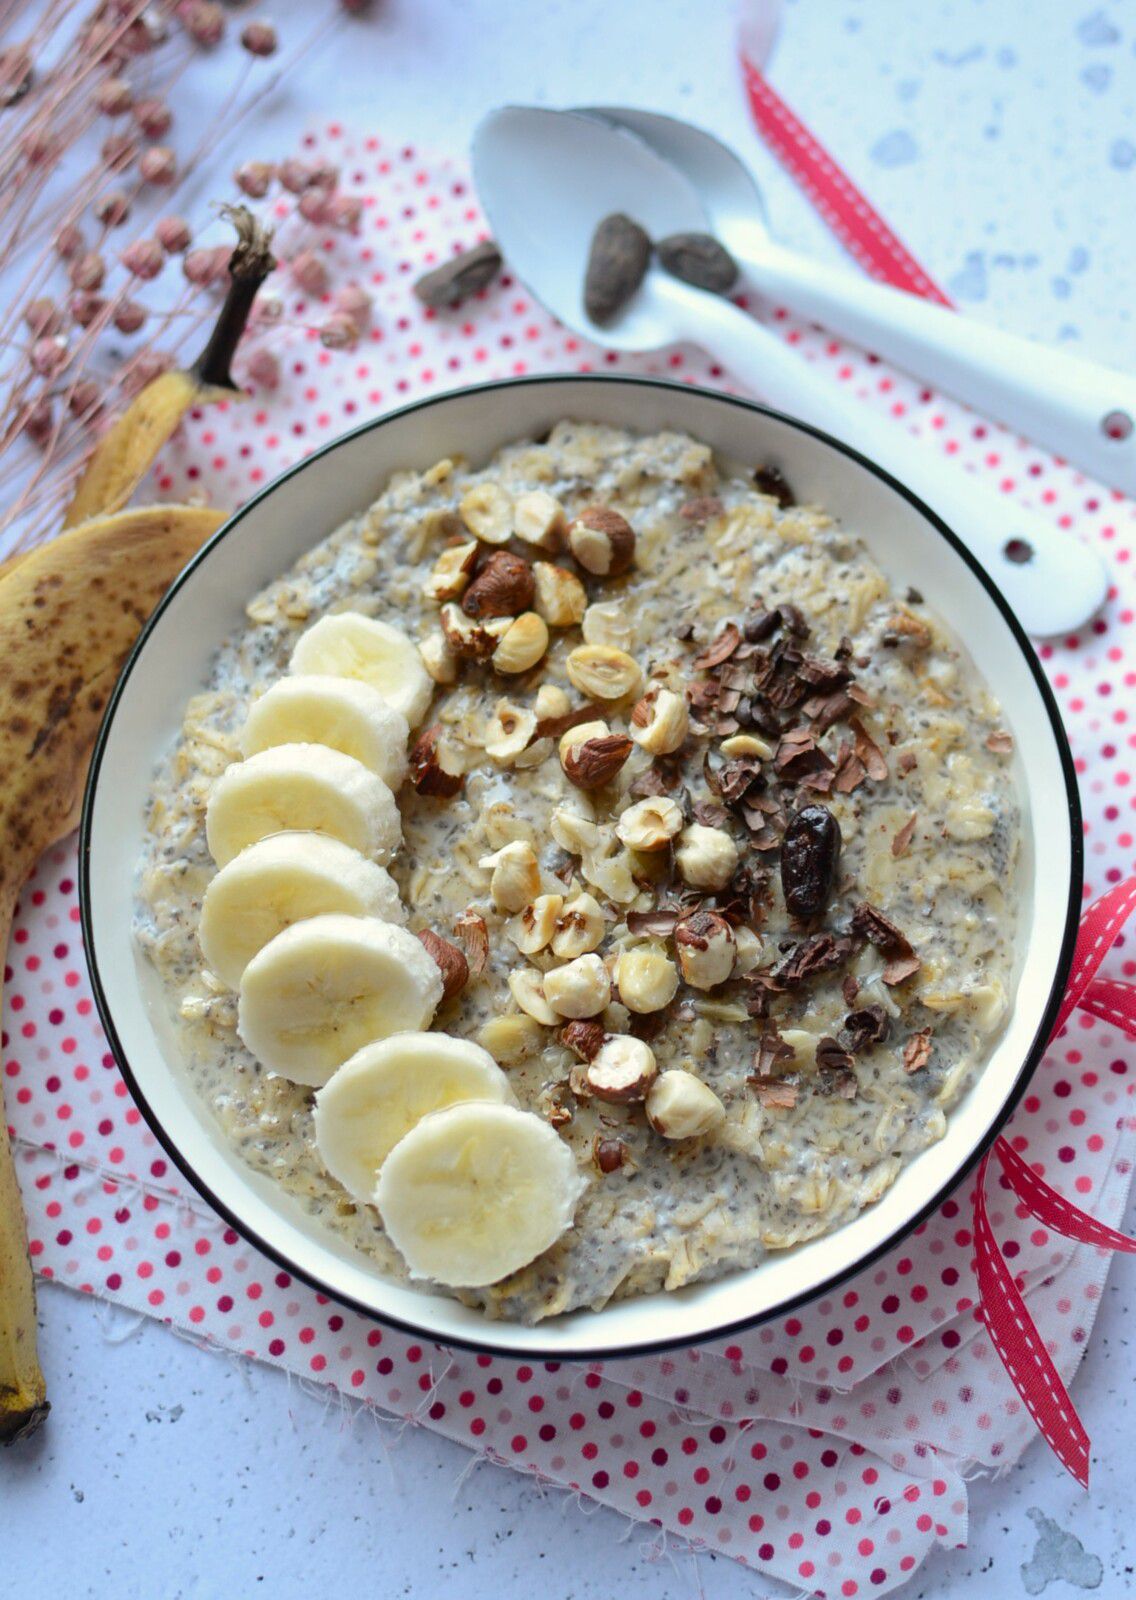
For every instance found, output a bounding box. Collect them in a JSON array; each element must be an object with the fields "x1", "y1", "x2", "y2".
[{"x1": 6, "y1": 131, "x2": 1136, "y2": 1599}]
